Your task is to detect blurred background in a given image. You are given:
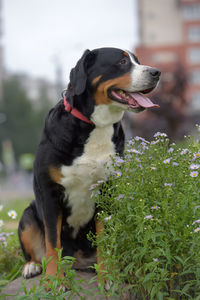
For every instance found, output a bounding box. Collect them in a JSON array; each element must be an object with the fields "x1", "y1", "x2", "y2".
[{"x1": 0, "y1": 0, "x2": 200, "y2": 200}]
